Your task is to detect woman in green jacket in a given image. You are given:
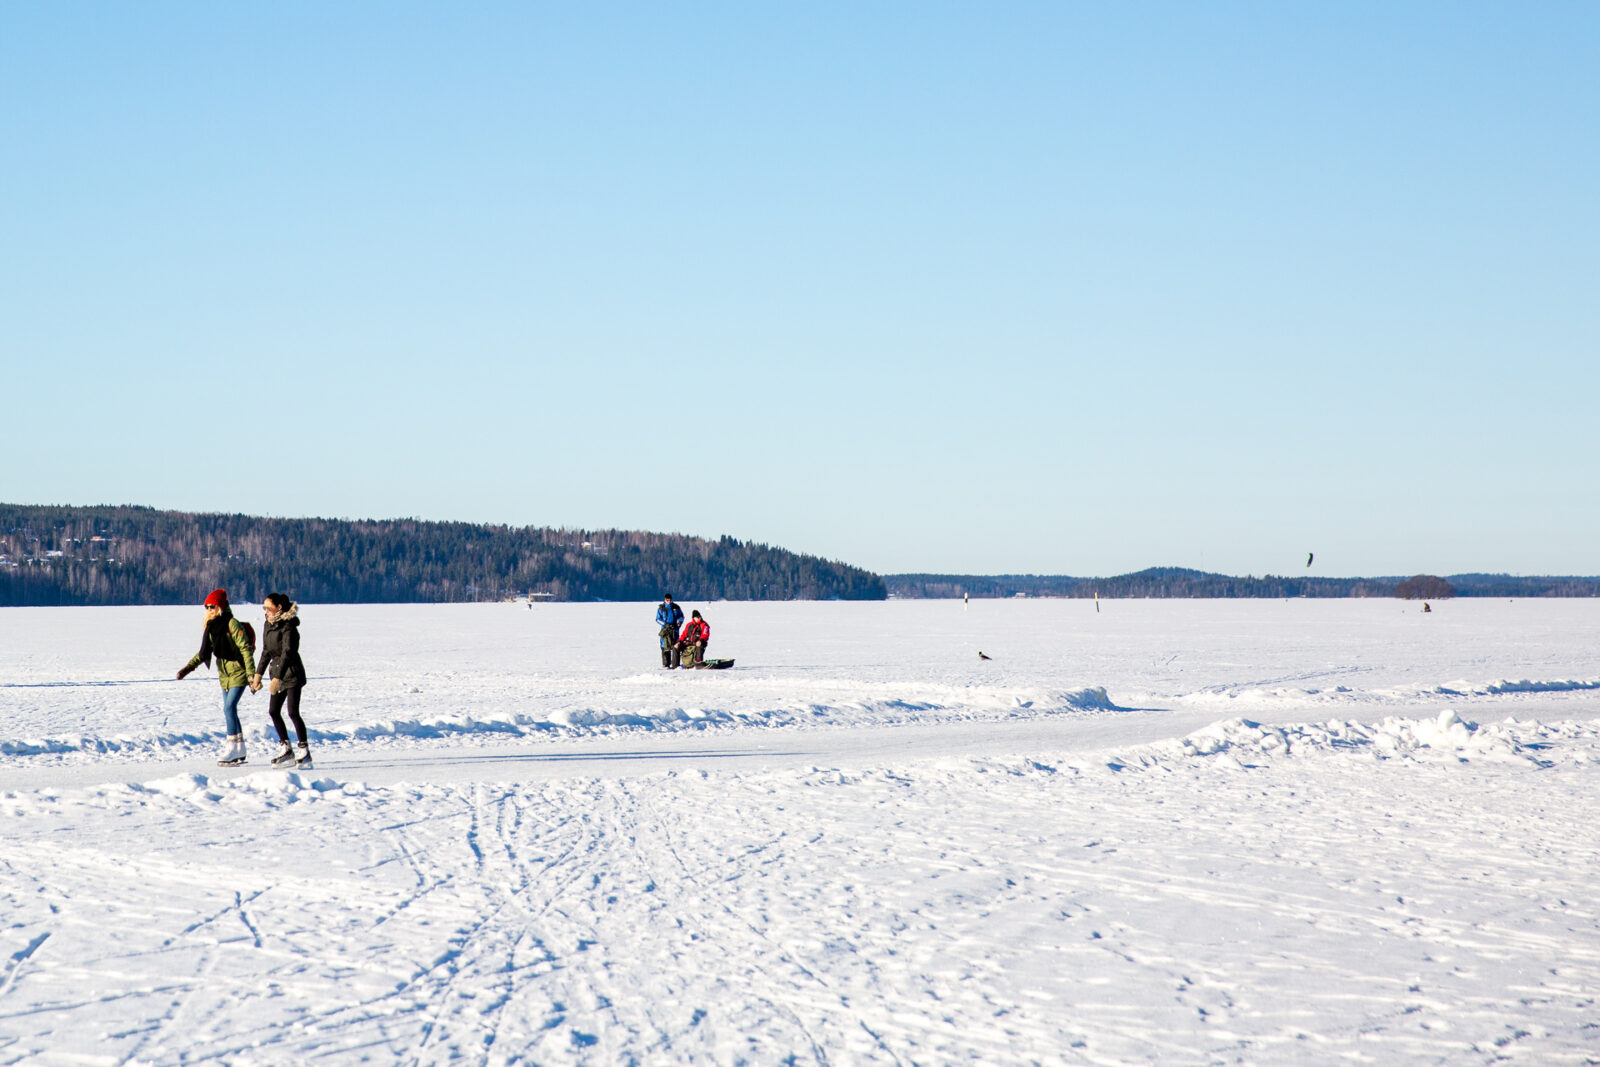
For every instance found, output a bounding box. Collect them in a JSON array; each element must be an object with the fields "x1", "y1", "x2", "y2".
[{"x1": 176, "y1": 588, "x2": 256, "y2": 766}]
